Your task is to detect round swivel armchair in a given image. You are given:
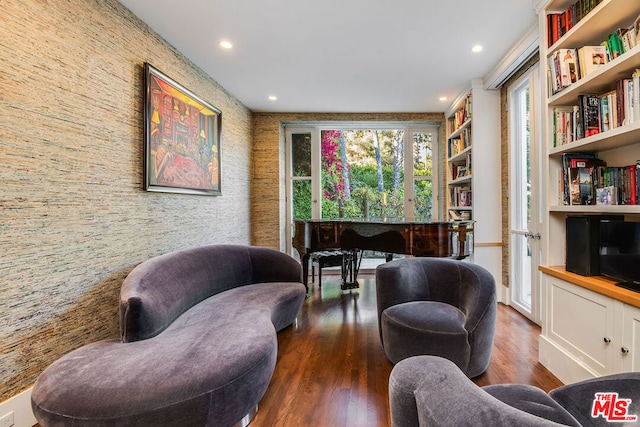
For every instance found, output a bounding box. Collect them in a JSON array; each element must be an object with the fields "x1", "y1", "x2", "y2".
[{"x1": 376, "y1": 257, "x2": 496, "y2": 378}]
